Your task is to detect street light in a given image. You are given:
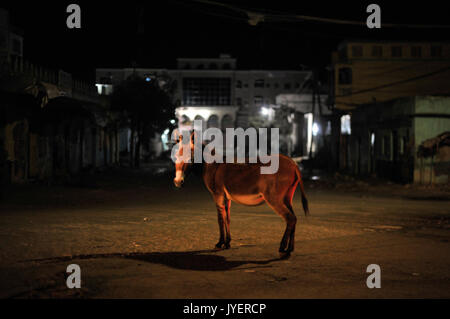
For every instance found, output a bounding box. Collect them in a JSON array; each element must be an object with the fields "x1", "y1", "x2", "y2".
[{"x1": 312, "y1": 123, "x2": 319, "y2": 136}]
